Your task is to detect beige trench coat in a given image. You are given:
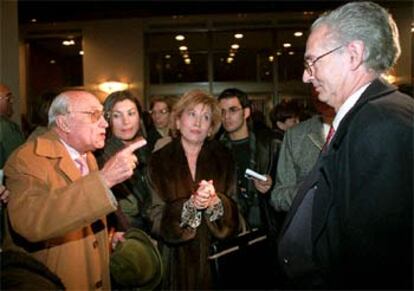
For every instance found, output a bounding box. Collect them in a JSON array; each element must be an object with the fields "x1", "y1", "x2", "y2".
[{"x1": 3, "y1": 130, "x2": 117, "y2": 290}]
